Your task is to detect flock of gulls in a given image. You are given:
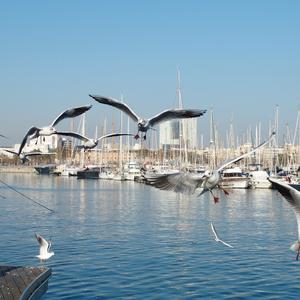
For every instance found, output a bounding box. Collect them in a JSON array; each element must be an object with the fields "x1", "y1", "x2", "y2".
[{"x1": 1, "y1": 95, "x2": 300, "y2": 261}]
